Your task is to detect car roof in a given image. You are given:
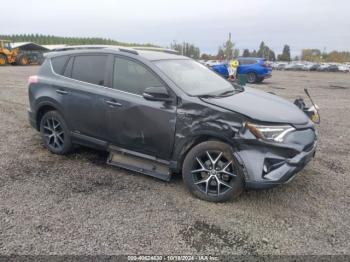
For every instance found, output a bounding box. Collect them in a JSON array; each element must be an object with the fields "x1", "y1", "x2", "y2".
[{"x1": 45, "y1": 46, "x2": 189, "y2": 62}]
